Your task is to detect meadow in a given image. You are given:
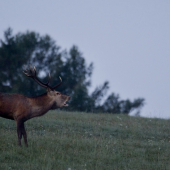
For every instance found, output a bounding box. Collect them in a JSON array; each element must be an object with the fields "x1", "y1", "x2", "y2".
[{"x1": 0, "y1": 111, "x2": 170, "y2": 170}]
